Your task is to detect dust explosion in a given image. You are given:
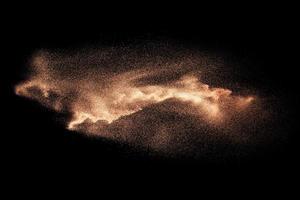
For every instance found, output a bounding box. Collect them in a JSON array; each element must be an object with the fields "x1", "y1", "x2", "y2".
[{"x1": 15, "y1": 44, "x2": 265, "y2": 156}]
